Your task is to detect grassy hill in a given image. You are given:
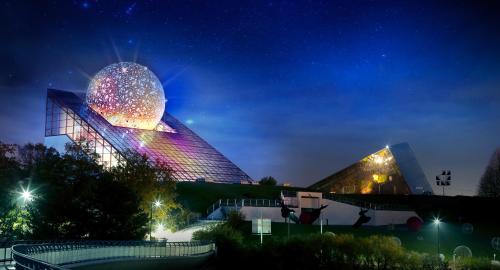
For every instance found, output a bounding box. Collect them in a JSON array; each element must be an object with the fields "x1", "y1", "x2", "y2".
[{"x1": 176, "y1": 182, "x2": 308, "y2": 215}]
